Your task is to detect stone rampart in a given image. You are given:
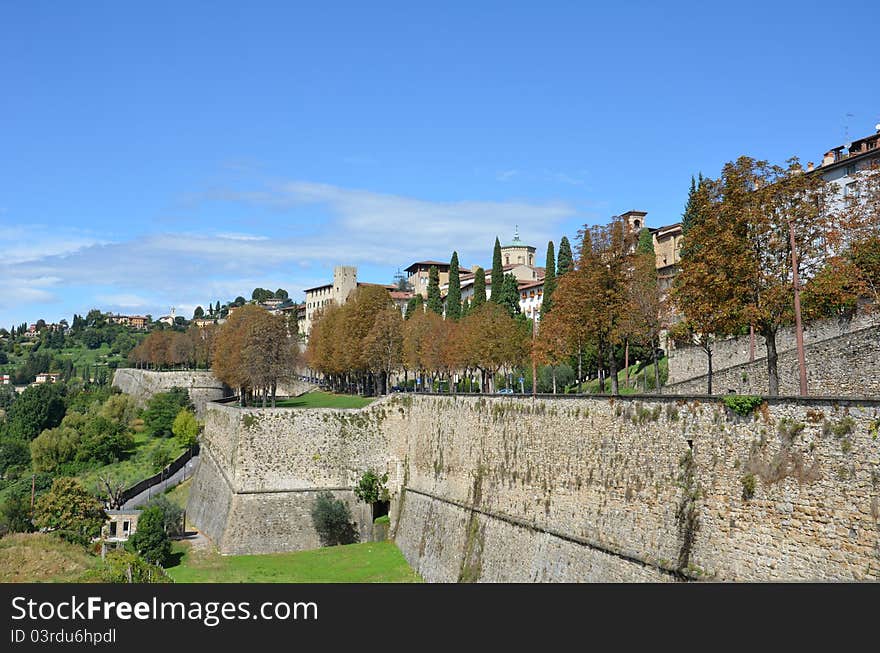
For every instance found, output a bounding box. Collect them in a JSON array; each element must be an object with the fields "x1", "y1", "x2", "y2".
[{"x1": 189, "y1": 393, "x2": 880, "y2": 581}]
